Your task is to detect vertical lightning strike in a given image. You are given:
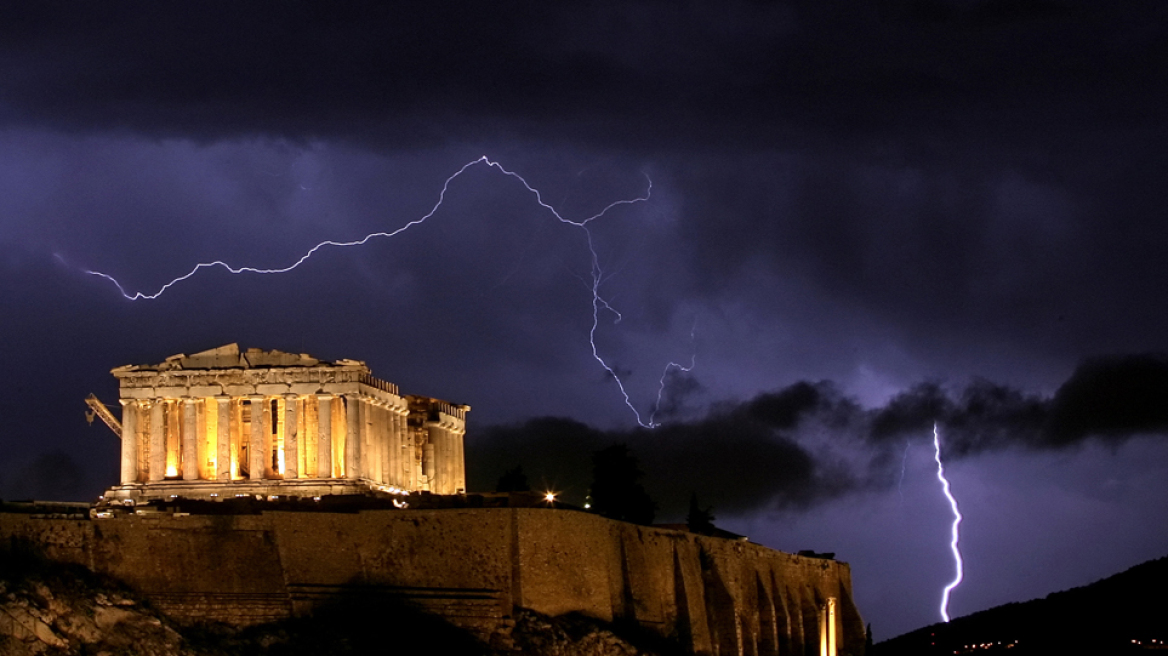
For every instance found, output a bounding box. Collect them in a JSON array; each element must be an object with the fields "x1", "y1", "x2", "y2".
[
  {"x1": 933, "y1": 423, "x2": 964, "y2": 623},
  {"x1": 84, "y1": 156, "x2": 686, "y2": 428}
]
